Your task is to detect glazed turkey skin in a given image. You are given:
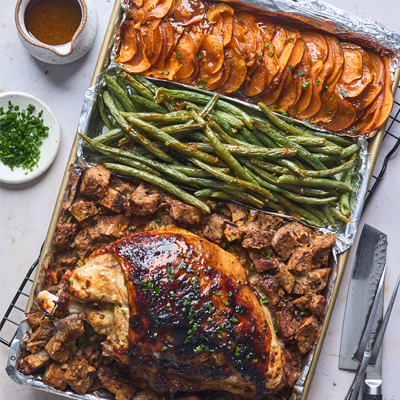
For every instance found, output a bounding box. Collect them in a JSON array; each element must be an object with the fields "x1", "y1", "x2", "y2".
[{"x1": 68, "y1": 228, "x2": 286, "y2": 398}]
